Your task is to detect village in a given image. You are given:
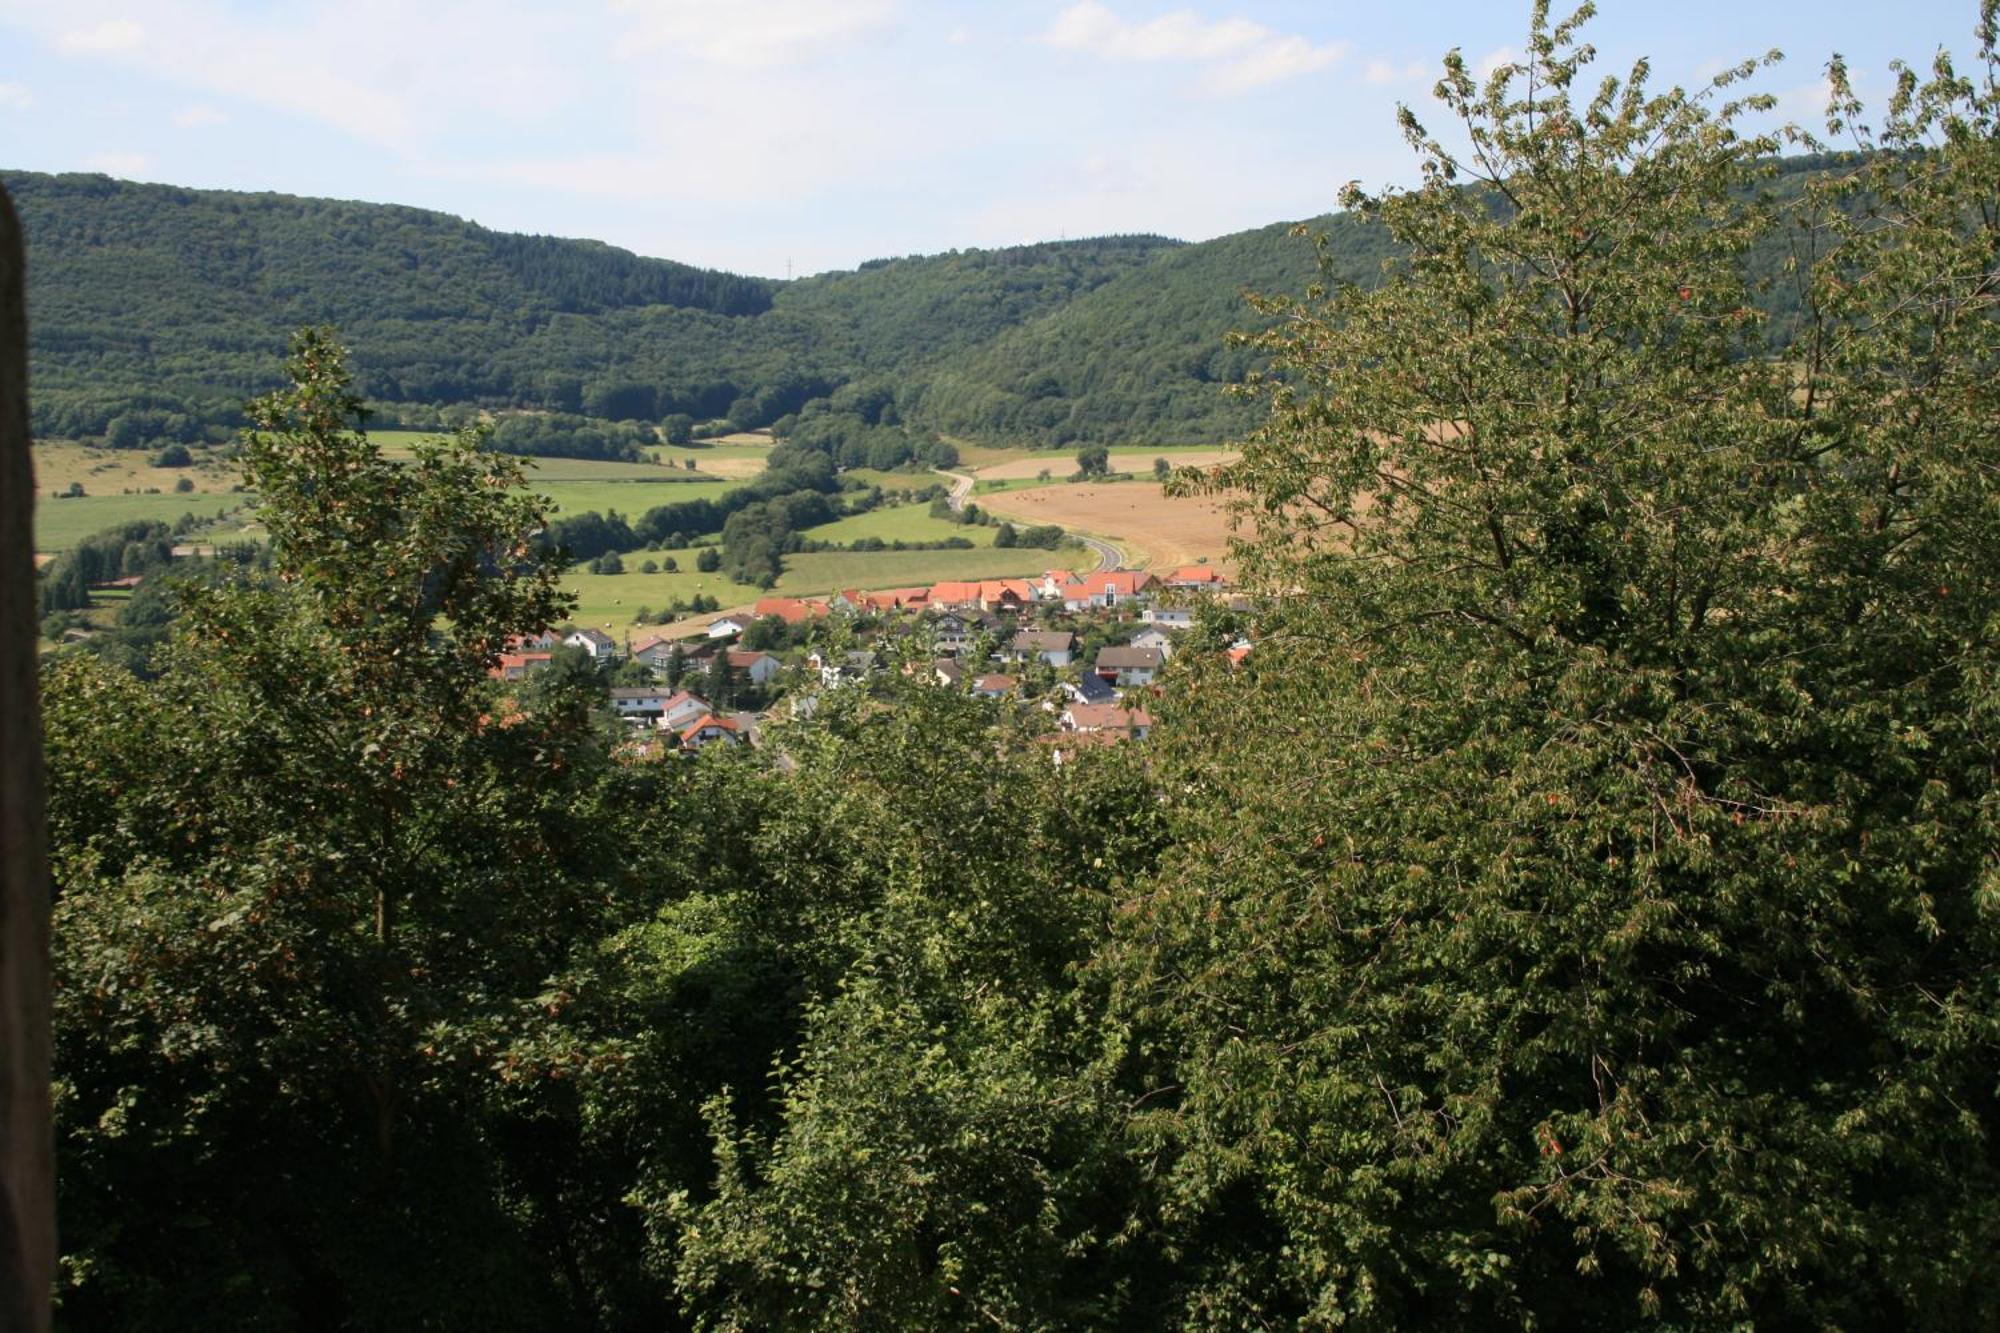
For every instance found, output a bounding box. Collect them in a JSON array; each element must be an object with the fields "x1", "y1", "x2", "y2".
[{"x1": 491, "y1": 564, "x2": 1250, "y2": 758}]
